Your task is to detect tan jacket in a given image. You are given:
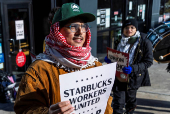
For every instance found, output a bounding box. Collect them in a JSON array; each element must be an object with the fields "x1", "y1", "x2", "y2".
[{"x1": 14, "y1": 60, "x2": 113, "y2": 114}]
